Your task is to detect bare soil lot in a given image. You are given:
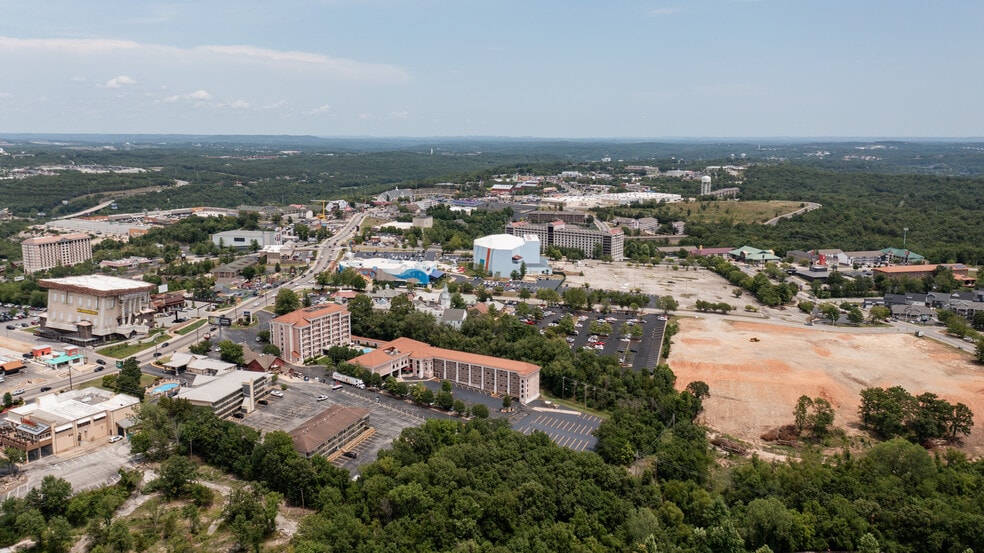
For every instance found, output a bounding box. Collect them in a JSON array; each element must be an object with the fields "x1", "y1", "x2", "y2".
[
  {"x1": 669, "y1": 316, "x2": 984, "y2": 456},
  {"x1": 558, "y1": 262, "x2": 742, "y2": 309}
]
